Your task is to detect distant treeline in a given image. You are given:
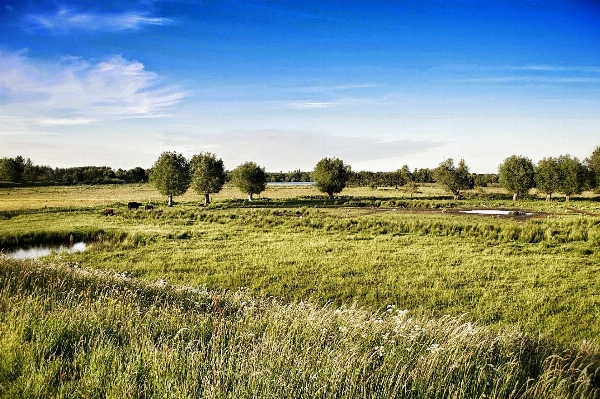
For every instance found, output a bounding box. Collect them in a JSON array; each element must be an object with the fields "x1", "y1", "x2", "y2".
[
  {"x1": 0, "y1": 156, "x2": 148, "y2": 185},
  {"x1": 0, "y1": 156, "x2": 502, "y2": 189},
  {"x1": 347, "y1": 167, "x2": 498, "y2": 188},
  {"x1": 3, "y1": 147, "x2": 598, "y2": 195},
  {"x1": 265, "y1": 170, "x2": 312, "y2": 183}
]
